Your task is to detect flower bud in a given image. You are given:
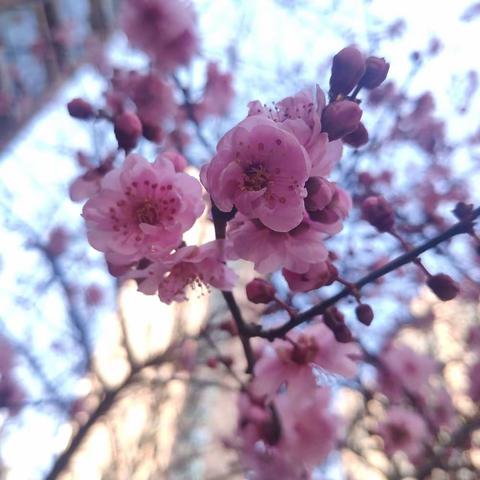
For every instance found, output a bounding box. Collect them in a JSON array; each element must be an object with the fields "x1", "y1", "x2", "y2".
[
  {"x1": 452, "y1": 202, "x2": 474, "y2": 221},
  {"x1": 343, "y1": 122, "x2": 369, "y2": 147},
  {"x1": 246, "y1": 278, "x2": 276, "y2": 304},
  {"x1": 321, "y1": 100, "x2": 363, "y2": 141},
  {"x1": 114, "y1": 112, "x2": 142, "y2": 152},
  {"x1": 67, "y1": 98, "x2": 95, "y2": 120},
  {"x1": 142, "y1": 121, "x2": 164, "y2": 143},
  {"x1": 323, "y1": 307, "x2": 352, "y2": 342},
  {"x1": 206, "y1": 357, "x2": 218, "y2": 368},
  {"x1": 427, "y1": 274, "x2": 459, "y2": 301},
  {"x1": 355, "y1": 304, "x2": 374, "y2": 326},
  {"x1": 329, "y1": 46, "x2": 366, "y2": 97},
  {"x1": 362, "y1": 196, "x2": 395, "y2": 232},
  {"x1": 359, "y1": 57, "x2": 390, "y2": 89}
]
